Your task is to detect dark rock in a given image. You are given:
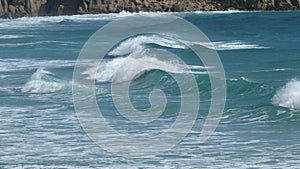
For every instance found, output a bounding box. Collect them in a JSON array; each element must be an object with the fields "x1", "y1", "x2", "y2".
[
  {"x1": 77, "y1": 5, "x2": 84, "y2": 14},
  {"x1": 8, "y1": 4, "x2": 16, "y2": 17},
  {"x1": 57, "y1": 4, "x2": 63, "y2": 15},
  {"x1": 1, "y1": 0, "x2": 8, "y2": 14},
  {"x1": 108, "y1": 3, "x2": 117, "y2": 12},
  {"x1": 0, "y1": 0, "x2": 299, "y2": 18},
  {"x1": 18, "y1": 5, "x2": 27, "y2": 15},
  {"x1": 0, "y1": 1, "x2": 4, "y2": 15}
]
